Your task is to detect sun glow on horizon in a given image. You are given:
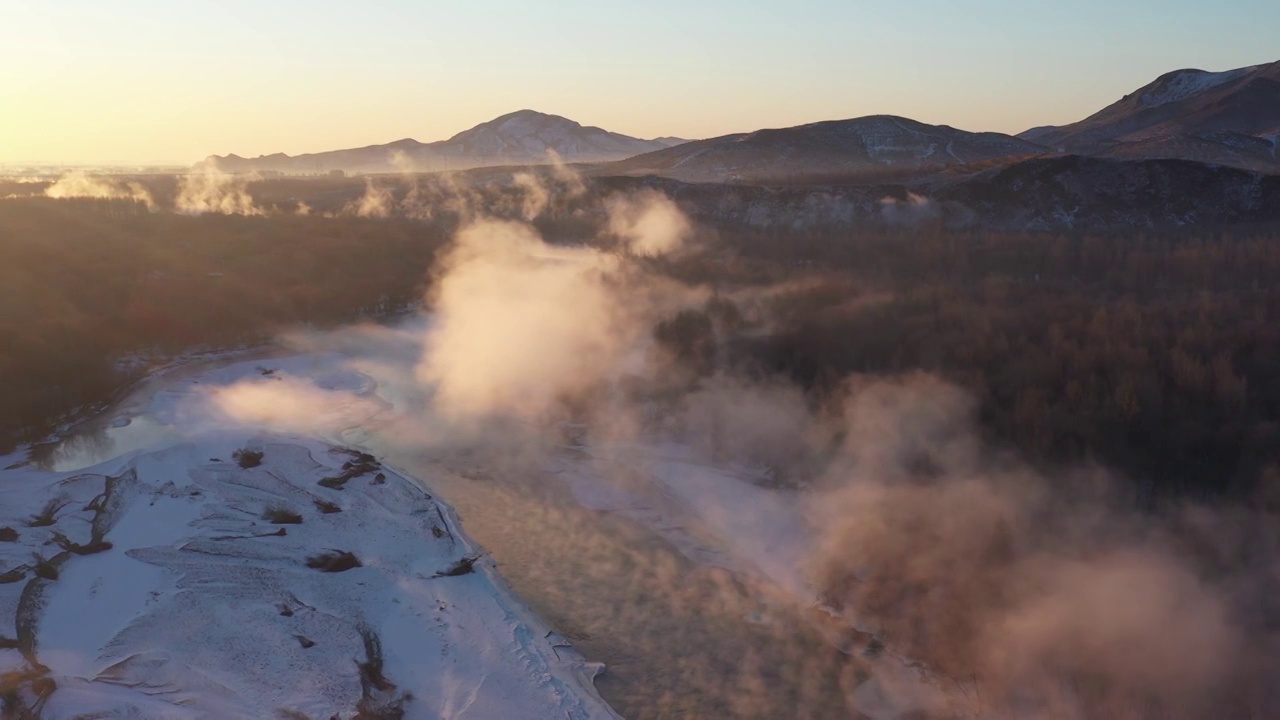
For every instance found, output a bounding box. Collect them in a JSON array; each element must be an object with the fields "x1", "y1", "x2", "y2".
[{"x1": 1, "y1": 0, "x2": 1276, "y2": 165}]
